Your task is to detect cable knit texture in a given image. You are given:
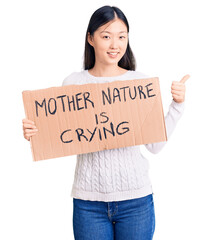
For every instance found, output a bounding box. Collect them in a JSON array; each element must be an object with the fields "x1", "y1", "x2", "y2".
[{"x1": 62, "y1": 70, "x2": 185, "y2": 202}]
